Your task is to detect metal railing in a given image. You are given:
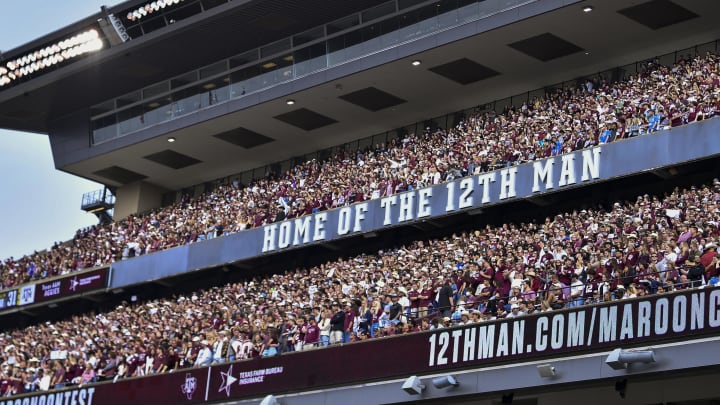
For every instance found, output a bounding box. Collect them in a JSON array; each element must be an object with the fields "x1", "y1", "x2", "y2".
[{"x1": 90, "y1": 0, "x2": 536, "y2": 144}]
